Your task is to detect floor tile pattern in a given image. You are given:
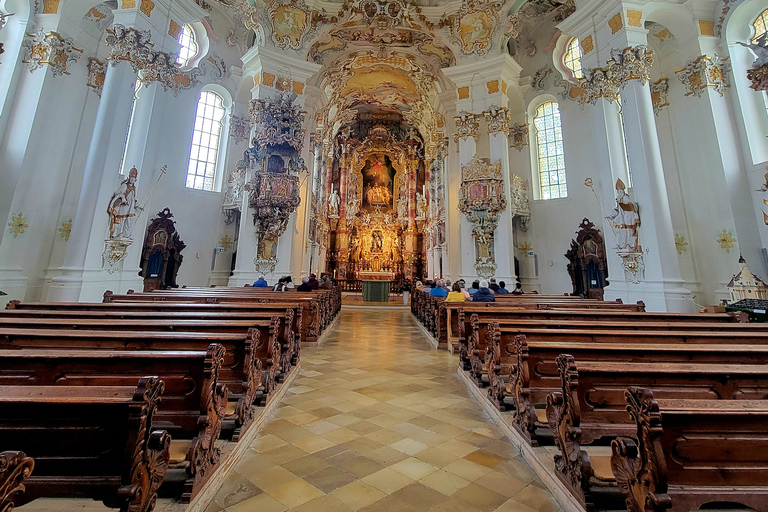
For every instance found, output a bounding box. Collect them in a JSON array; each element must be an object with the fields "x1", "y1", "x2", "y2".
[{"x1": 206, "y1": 308, "x2": 563, "y2": 512}]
